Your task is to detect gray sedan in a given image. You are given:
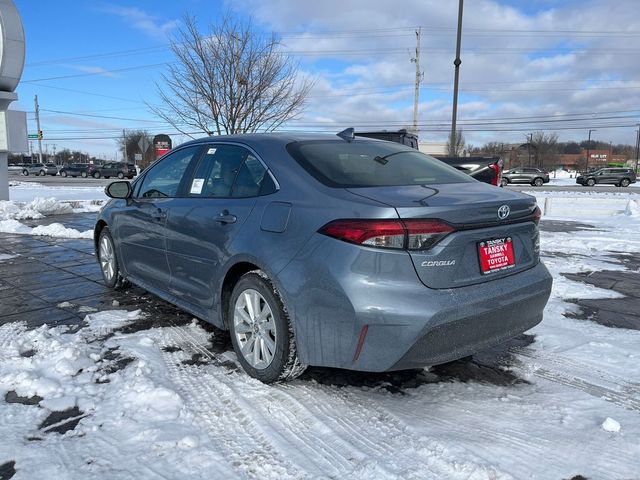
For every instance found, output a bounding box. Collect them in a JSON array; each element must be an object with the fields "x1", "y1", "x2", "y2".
[{"x1": 95, "y1": 133, "x2": 552, "y2": 383}]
